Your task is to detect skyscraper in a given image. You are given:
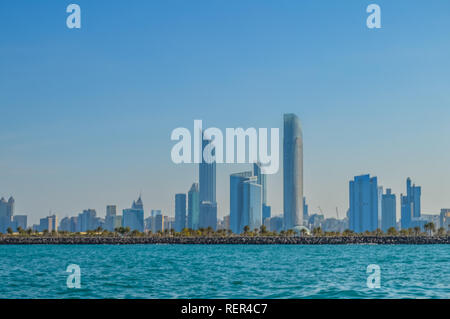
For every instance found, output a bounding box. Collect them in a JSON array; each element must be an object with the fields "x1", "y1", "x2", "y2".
[
  {"x1": 283, "y1": 113, "x2": 303, "y2": 230},
  {"x1": 13, "y1": 215, "x2": 27, "y2": 231},
  {"x1": 0, "y1": 196, "x2": 14, "y2": 233},
  {"x1": 440, "y1": 209, "x2": 450, "y2": 231},
  {"x1": 199, "y1": 135, "x2": 218, "y2": 232},
  {"x1": 349, "y1": 174, "x2": 379, "y2": 233},
  {"x1": 400, "y1": 178, "x2": 422, "y2": 230},
  {"x1": 122, "y1": 196, "x2": 144, "y2": 232},
  {"x1": 199, "y1": 137, "x2": 216, "y2": 204},
  {"x1": 199, "y1": 201, "x2": 217, "y2": 230},
  {"x1": 303, "y1": 197, "x2": 309, "y2": 225},
  {"x1": 175, "y1": 193, "x2": 187, "y2": 232},
  {"x1": 377, "y1": 186, "x2": 383, "y2": 229},
  {"x1": 242, "y1": 178, "x2": 262, "y2": 232},
  {"x1": 105, "y1": 205, "x2": 118, "y2": 231},
  {"x1": 188, "y1": 183, "x2": 200, "y2": 230},
  {"x1": 230, "y1": 171, "x2": 253, "y2": 234},
  {"x1": 381, "y1": 188, "x2": 396, "y2": 232},
  {"x1": 253, "y1": 162, "x2": 266, "y2": 205},
  {"x1": 254, "y1": 162, "x2": 271, "y2": 222},
  {"x1": 78, "y1": 209, "x2": 98, "y2": 232}
]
